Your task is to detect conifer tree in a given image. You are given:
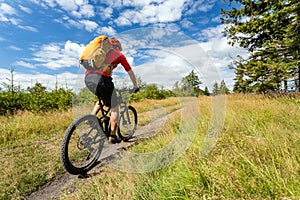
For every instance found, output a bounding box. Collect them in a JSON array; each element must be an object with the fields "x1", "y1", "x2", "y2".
[
  {"x1": 222, "y1": 0, "x2": 300, "y2": 93},
  {"x1": 219, "y1": 80, "x2": 230, "y2": 94},
  {"x1": 181, "y1": 70, "x2": 203, "y2": 96},
  {"x1": 212, "y1": 81, "x2": 219, "y2": 95},
  {"x1": 204, "y1": 86, "x2": 210, "y2": 96}
]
